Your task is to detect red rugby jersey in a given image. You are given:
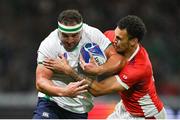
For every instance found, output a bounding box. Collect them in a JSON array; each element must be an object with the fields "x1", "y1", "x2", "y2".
[{"x1": 104, "y1": 30, "x2": 164, "y2": 117}]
